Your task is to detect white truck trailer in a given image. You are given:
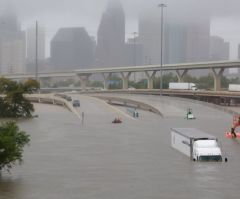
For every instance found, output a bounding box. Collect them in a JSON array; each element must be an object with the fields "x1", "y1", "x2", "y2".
[
  {"x1": 169, "y1": 82, "x2": 197, "y2": 90},
  {"x1": 228, "y1": 84, "x2": 240, "y2": 92},
  {"x1": 171, "y1": 128, "x2": 224, "y2": 162}
]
